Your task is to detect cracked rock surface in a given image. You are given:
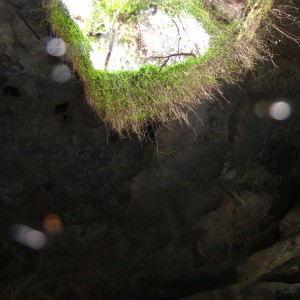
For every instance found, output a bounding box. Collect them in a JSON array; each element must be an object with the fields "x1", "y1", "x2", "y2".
[{"x1": 0, "y1": 0, "x2": 300, "y2": 299}]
